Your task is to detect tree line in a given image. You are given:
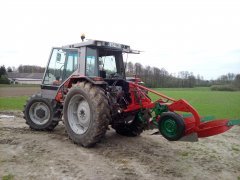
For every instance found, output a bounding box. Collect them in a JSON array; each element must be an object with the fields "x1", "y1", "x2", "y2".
[
  {"x1": 4, "y1": 65, "x2": 45, "y2": 73},
  {"x1": 211, "y1": 73, "x2": 240, "y2": 91},
  {"x1": 0, "y1": 65, "x2": 10, "y2": 84},
  {"x1": 17, "y1": 65, "x2": 45, "y2": 73},
  {"x1": 125, "y1": 62, "x2": 207, "y2": 88},
  {"x1": 125, "y1": 62, "x2": 240, "y2": 89},
  {"x1": 1, "y1": 63, "x2": 240, "y2": 90}
]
